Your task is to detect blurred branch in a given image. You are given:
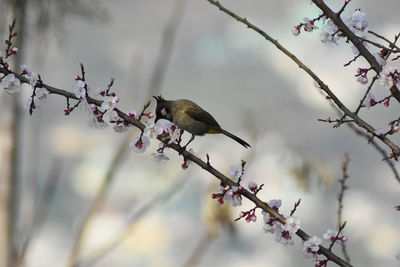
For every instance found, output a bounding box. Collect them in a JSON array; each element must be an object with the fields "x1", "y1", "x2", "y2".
[
  {"x1": 148, "y1": 0, "x2": 186, "y2": 98},
  {"x1": 17, "y1": 159, "x2": 63, "y2": 266},
  {"x1": 337, "y1": 153, "x2": 351, "y2": 263},
  {"x1": 67, "y1": 139, "x2": 130, "y2": 267},
  {"x1": 182, "y1": 232, "x2": 214, "y2": 267},
  {"x1": 80, "y1": 177, "x2": 189, "y2": 267},
  {"x1": 346, "y1": 123, "x2": 400, "y2": 183}
]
